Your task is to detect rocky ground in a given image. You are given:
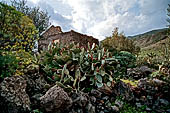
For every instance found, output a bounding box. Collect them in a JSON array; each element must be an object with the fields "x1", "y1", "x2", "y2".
[{"x1": 0, "y1": 66, "x2": 170, "y2": 113}]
